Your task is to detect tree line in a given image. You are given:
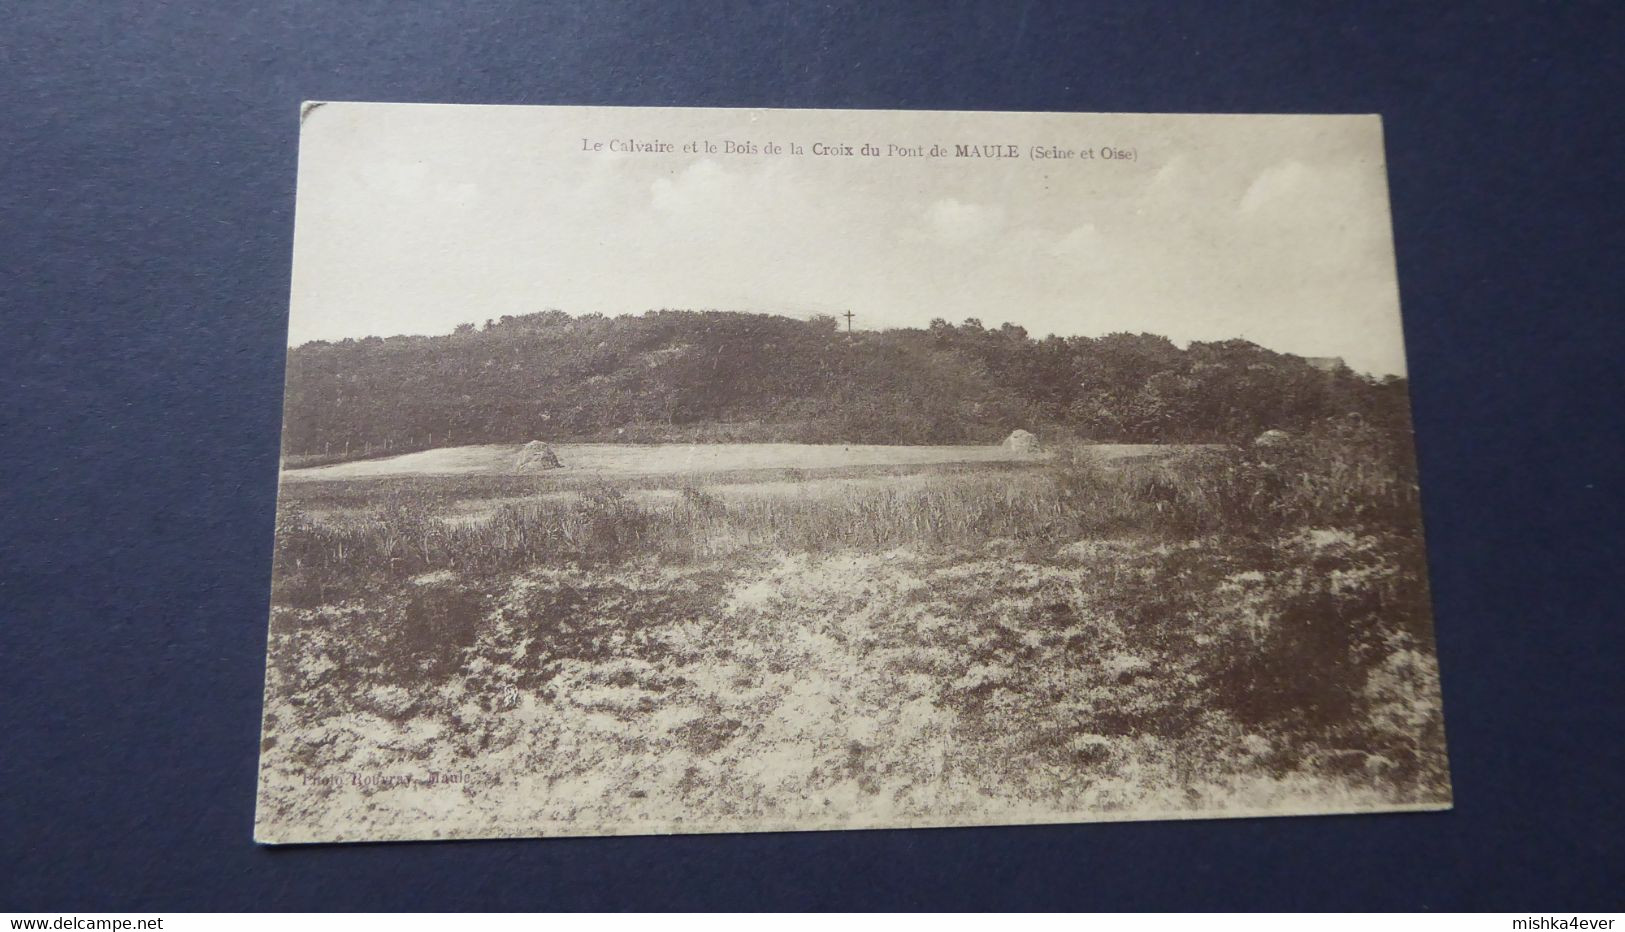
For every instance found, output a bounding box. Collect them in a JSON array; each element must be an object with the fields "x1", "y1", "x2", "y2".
[{"x1": 281, "y1": 309, "x2": 1412, "y2": 459}]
